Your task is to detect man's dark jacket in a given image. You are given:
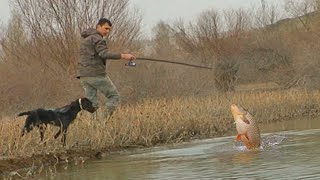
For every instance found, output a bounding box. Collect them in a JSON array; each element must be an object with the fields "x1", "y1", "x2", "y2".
[{"x1": 77, "y1": 28, "x2": 121, "y2": 78}]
